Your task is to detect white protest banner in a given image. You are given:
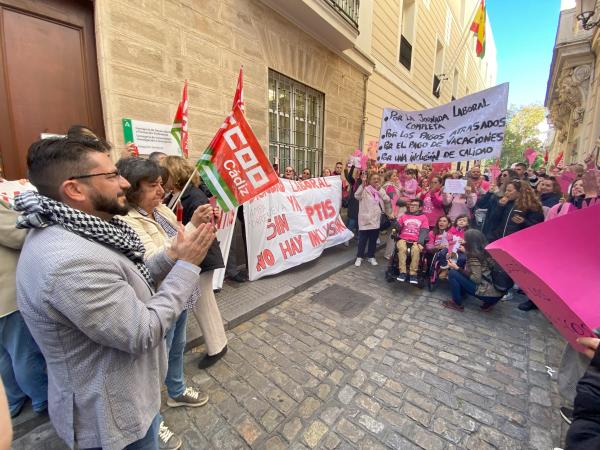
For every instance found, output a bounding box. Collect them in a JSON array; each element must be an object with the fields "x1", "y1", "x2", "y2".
[
  {"x1": 244, "y1": 177, "x2": 353, "y2": 281},
  {"x1": 0, "y1": 180, "x2": 36, "y2": 205},
  {"x1": 444, "y1": 179, "x2": 467, "y2": 194},
  {"x1": 122, "y1": 118, "x2": 181, "y2": 155},
  {"x1": 212, "y1": 208, "x2": 238, "y2": 290},
  {"x1": 377, "y1": 83, "x2": 509, "y2": 165}
]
